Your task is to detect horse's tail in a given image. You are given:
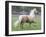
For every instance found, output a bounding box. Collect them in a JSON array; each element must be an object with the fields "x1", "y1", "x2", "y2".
[{"x1": 14, "y1": 20, "x2": 20, "y2": 27}]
